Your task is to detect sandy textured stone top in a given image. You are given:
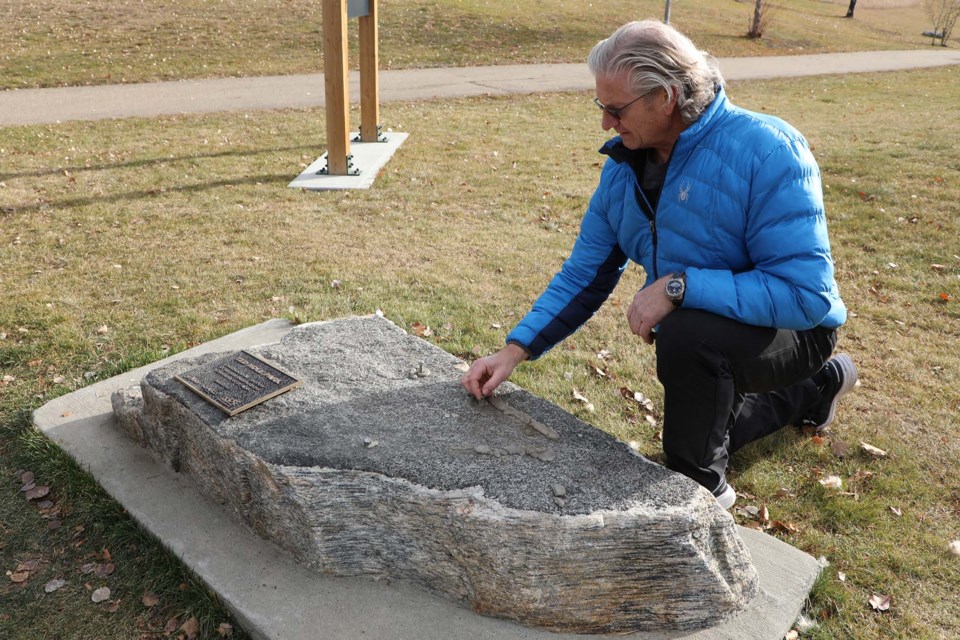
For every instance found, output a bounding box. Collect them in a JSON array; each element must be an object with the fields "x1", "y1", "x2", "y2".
[{"x1": 147, "y1": 316, "x2": 690, "y2": 515}]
